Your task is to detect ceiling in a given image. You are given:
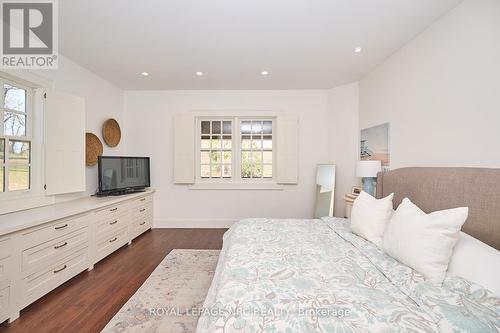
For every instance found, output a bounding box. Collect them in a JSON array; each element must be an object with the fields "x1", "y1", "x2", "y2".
[{"x1": 59, "y1": 0, "x2": 462, "y2": 90}]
